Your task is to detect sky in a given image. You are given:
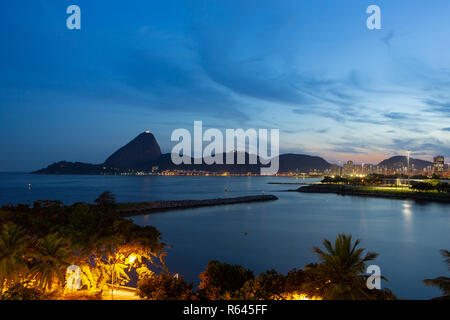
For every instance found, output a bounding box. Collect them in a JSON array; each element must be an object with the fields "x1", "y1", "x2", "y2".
[{"x1": 1, "y1": 0, "x2": 450, "y2": 171}]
